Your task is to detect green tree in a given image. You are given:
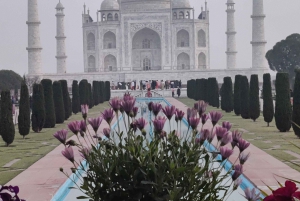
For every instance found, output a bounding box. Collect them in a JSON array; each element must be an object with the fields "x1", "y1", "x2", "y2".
[
  {"x1": 53, "y1": 81, "x2": 65, "y2": 124},
  {"x1": 187, "y1": 80, "x2": 192, "y2": 99},
  {"x1": 41, "y1": 79, "x2": 56, "y2": 128},
  {"x1": 99, "y1": 81, "x2": 105, "y2": 103},
  {"x1": 18, "y1": 78, "x2": 31, "y2": 138},
  {"x1": 88, "y1": 83, "x2": 94, "y2": 108},
  {"x1": 60, "y1": 80, "x2": 70, "y2": 120},
  {"x1": 190, "y1": 79, "x2": 196, "y2": 100},
  {"x1": 195, "y1": 79, "x2": 201, "y2": 101},
  {"x1": 266, "y1": 33, "x2": 300, "y2": 88},
  {"x1": 220, "y1": 77, "x2": 233, "y2": 113},
  {"x1": 31, "y1": 83, "x2": 45, "y2": 133},
  {"x1": 211, "y1": 78, "x2": 219, "y2": 108},
  {"x1": 240, "y1": 76, "x2": 250, "y2": 119},
  {"x1": 293, "y1": 70, "x2": 300, "y2": 137},
  {"x1": 105, "y1": 81, "x2": 111, "y2": 101},
  {"x1": 79, "y1": 79, "x2": 88, "y2": 105},
  {"x1": 207, "y1": 78, "x2": 213, "y2": 105},
  {"x1": 275, "y1": 73, "x2": 292, "y2": 132},
  {"x1": 263, "y1": 73, "x2": 274, "y2": 126},
  {"x1": 0, "y1": 70, "x2": 22, "y2": 91},
  {"x1": 72, "y1": 80, "x2": 80, "y2": 114},
  {"x1": 249, "y1": 75, "x2": 260, "y2": 122},
  {"x1": 233, "y1": 75, "x2": 242, "y2": 116},
  {"x1": 93, "y1": 81, "x2": 99, "y2": 106}
]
